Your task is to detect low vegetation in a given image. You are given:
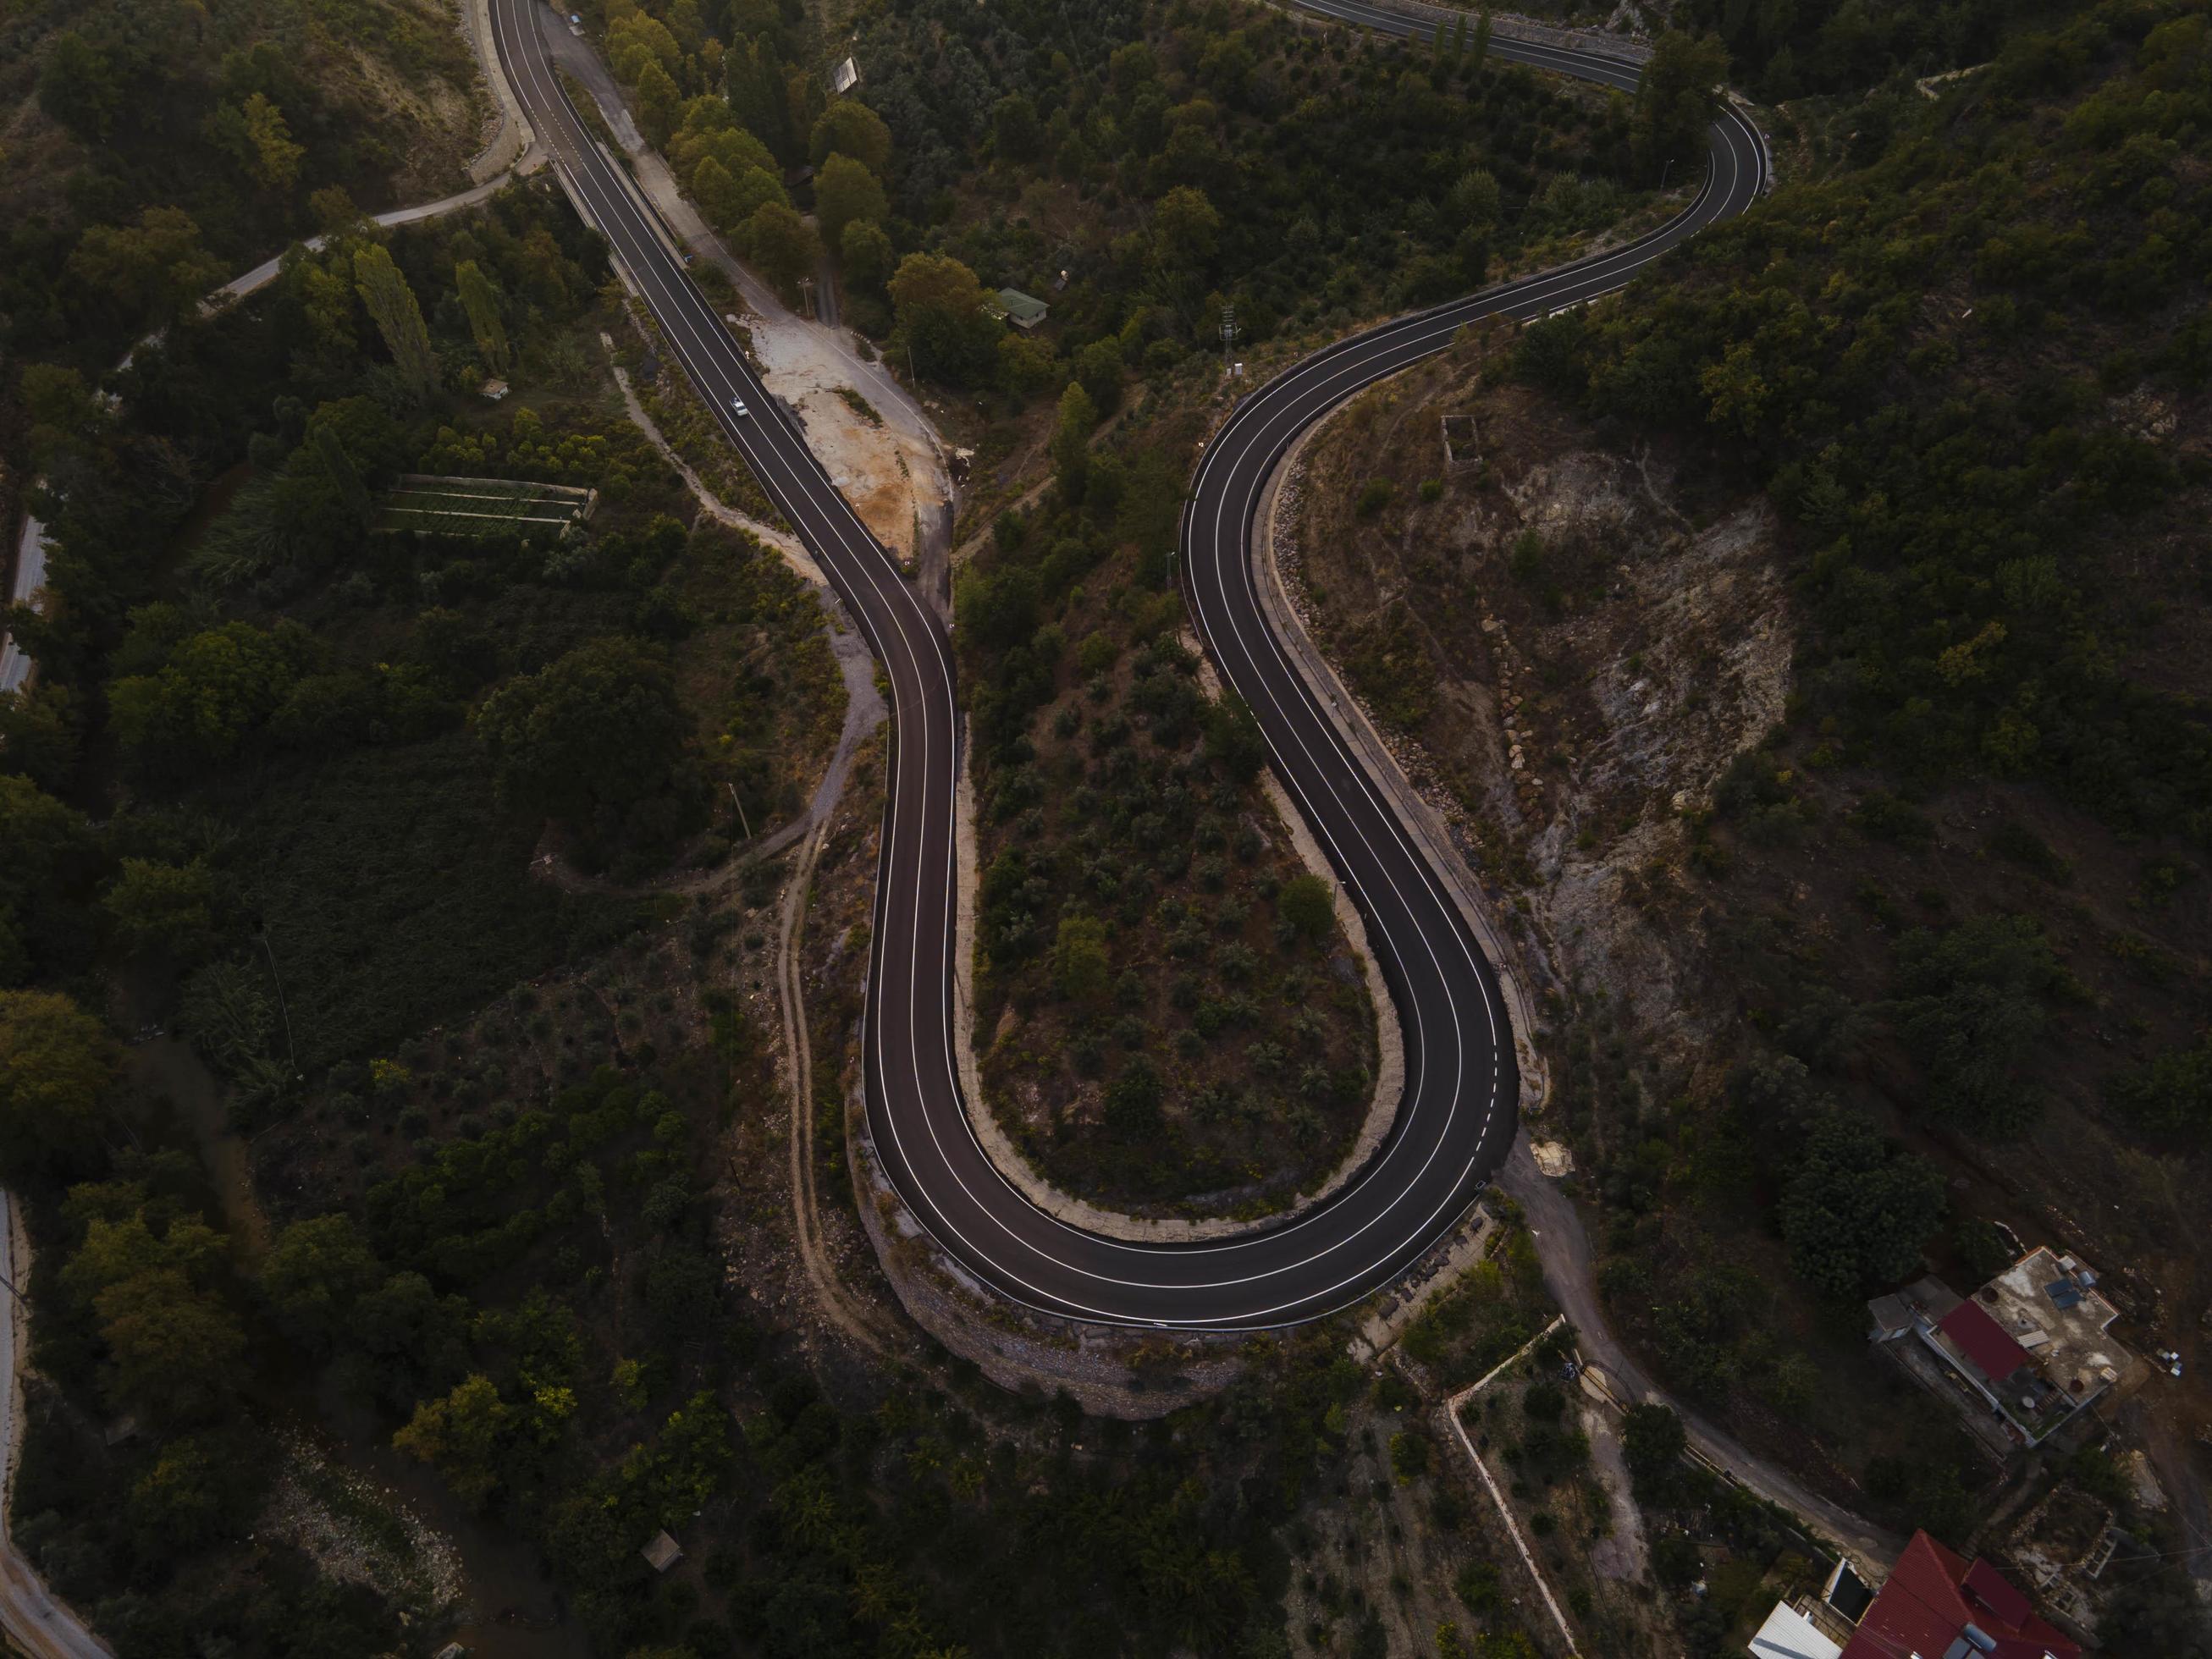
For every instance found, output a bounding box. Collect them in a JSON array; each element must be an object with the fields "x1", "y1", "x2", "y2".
[{"x1": 1295, "y1": 3, "x2": 2212, "y2": 1635}]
